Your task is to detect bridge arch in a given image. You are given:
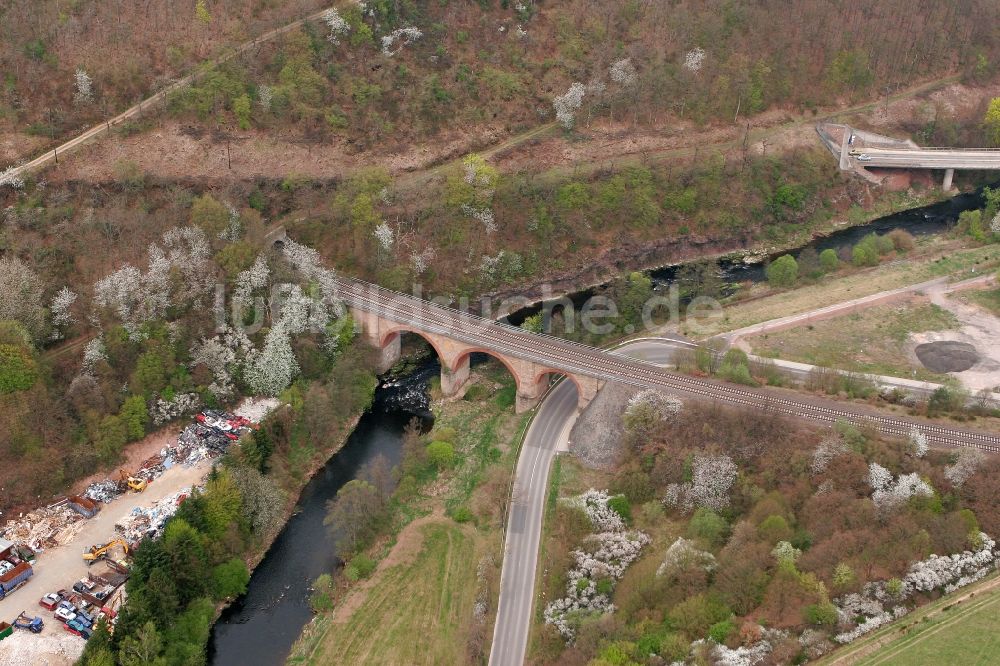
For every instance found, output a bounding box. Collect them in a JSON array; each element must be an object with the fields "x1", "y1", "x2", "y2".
[
  {"x1": 378, "y1": 326, "x2": 453, "y2": 367},
  {"x1": 448, "y1": 347, "x2": 535, "y2": 404},
  {"x1": 530, "y1": 367, "x2": 601, "y2": 412},
  {"x1": 350, "y1": 305, "x2": 604, "y2": 413}
]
